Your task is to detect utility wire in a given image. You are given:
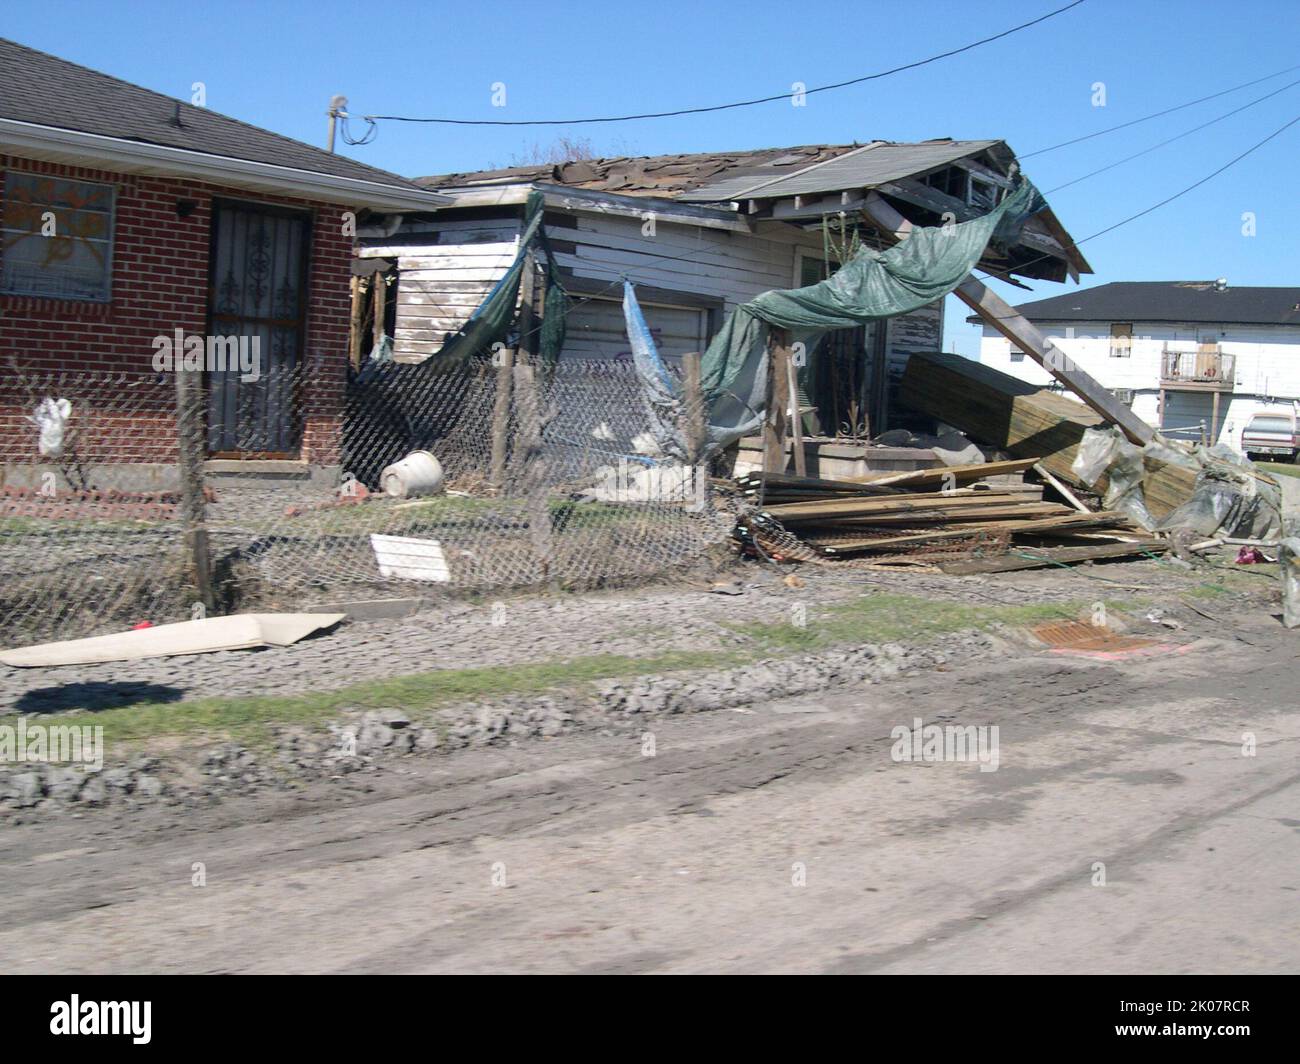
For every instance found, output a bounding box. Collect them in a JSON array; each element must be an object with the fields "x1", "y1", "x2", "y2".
[
  {"x1": 362, "y1": 1, "x2": 1087, "y2": 127},
  {"x1": 1043, "y1": 74, "x2": 1300, "y2": 194},
  {"x1": 976, "y1": 109, "x2": 1300, "y2": 285},
  {"x1": 1020, "y1": 60, "x2": 1300, "y2": 159}
]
